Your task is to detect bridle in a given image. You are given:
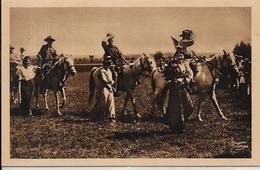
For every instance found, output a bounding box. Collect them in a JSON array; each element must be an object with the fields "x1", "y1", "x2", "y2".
[{"x1": 136, "y1": 55, "x2": 153, "y2": 85}]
